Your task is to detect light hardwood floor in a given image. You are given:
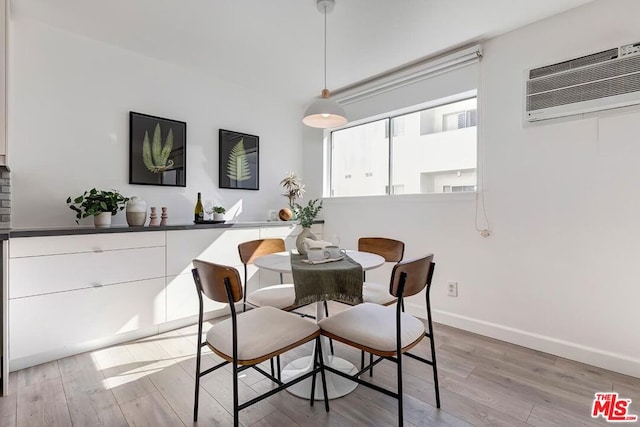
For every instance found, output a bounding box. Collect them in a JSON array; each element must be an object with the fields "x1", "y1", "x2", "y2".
[{"x1": 1, "y1": 302, "x2": 638, "y2": 426}]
